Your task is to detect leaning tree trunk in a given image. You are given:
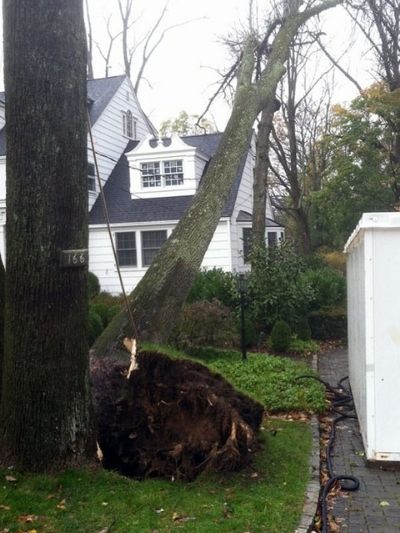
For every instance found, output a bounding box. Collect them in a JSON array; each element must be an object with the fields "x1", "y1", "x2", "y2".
[
  {"x1": 252, "y1": 100, "x2": 280, "y2": 253},
  {"x1": 0, "y1": 0, "x2": 95, "y2": 470},
  {"x1": 93, "y1": 0, "x2": 343, "y2": 356}
]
